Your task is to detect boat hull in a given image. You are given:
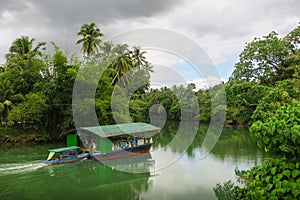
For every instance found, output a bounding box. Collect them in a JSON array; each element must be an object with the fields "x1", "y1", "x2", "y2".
[
  {"x1": 44, "y1": 153, "x2": 89, "y2": 165},
  {"x1": 90, "y1": 143, "x2": 152, "y2": 161}
]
